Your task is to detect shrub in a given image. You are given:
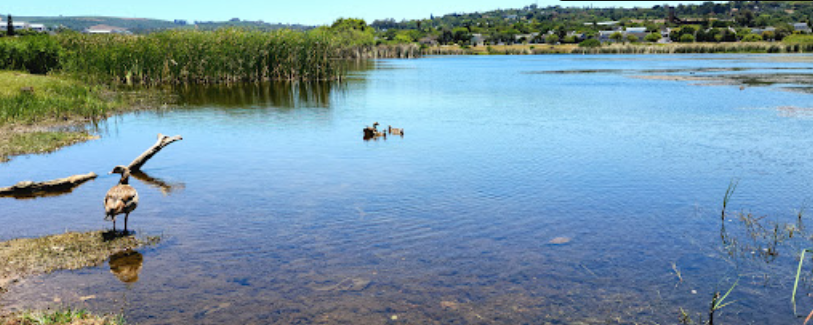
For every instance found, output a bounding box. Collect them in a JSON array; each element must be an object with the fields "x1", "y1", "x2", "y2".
[
  {"x1": 645, "y1": 33, "x2": 661, "y2": 42},
  {"x1": 741, "y1": 34, "x2": 763, "y2": 42},
  {"x1": 578, "y1": 39, "x2": 601, "y2": 48},
  {"x1": 680, "y1": 34, "x2": 695, "y2": 43}
]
